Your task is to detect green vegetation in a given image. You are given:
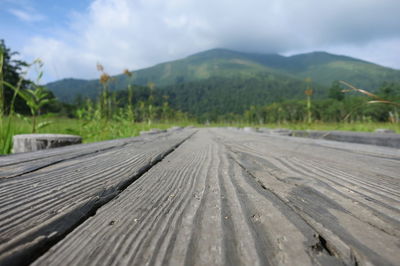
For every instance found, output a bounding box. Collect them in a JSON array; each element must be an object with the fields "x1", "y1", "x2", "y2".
[
  {"x1": 47, "y1": 48, "x2": 400, "y2": 102},
  {"x1": 0, "y1": 40, "x2": 193, "y2": 154},
  {"x1": 10, "y1": 59, "x2": 54, "y2": 133},
  {"x1": 4, "y1": 116, "x2": 192, "y2": 144},
  {"x1": 1, "y1": 40, "x2": 33, "y2": 153},
  {"x1": 1, "y1": 42, "x2": 399, "y2": 155},
  {"x1": 215, "y1": 121, "x2": 400, "y2": 133},
  {"x1": 241, "y1": 82, "x2": 400, "y2": 124},
  {"x1": 160, "y1": 75, "x2": 326, "y2": 121}
]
